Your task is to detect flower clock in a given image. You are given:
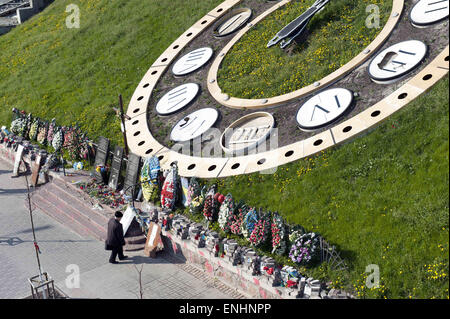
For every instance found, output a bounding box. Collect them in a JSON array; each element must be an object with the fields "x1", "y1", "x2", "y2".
[{"x1": 121, "y1": 0, "x2": 448, "y2": 179}]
